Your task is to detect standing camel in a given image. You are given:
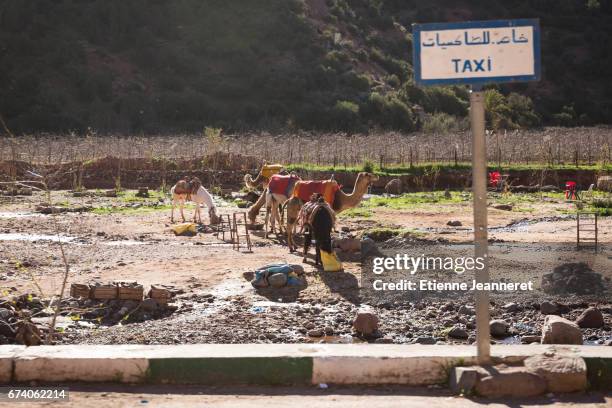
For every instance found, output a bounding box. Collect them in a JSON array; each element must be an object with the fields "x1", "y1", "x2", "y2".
[
  {"x1": 285, "y1": 172, "x2": 378, "y2": 251},
  {"x1": 262, "y1": 173, "x2": 300, "y2": 238},
  {"x1": 244, "y1": 163, "x2": 284, "y2": 223},
  {"x1": 170, "y1": 177, "x2": 219, "y2": 224}
]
